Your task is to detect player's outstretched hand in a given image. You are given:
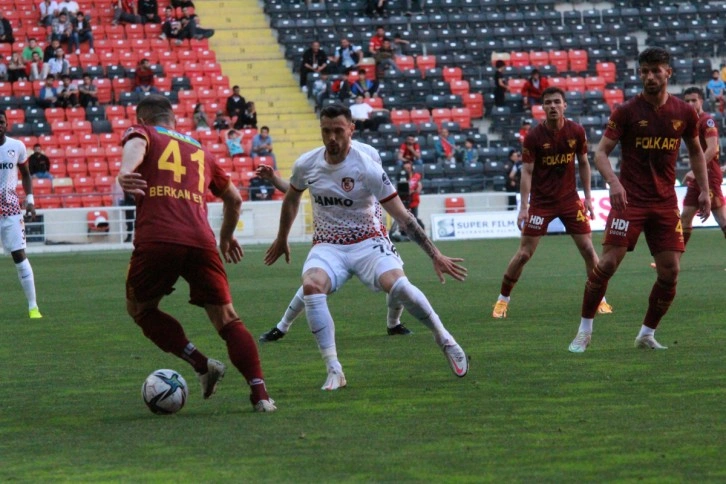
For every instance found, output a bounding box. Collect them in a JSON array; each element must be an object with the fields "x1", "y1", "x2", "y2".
[
  {"x1": 432, "y1": 254, "x2": 467, "y2": 283},
  {"x1": 220, "y1": 237, "x2": 244, "y2": 264},
  {"x1": 117, "y1": 171, "x2": 147, "y2": 196},
  {"x1": 256, "y1": 164, "x2": 275, "y2": 180},
  {"x1": 264, "y1": 238, "x2": 290, "y2": 266},
  {"x1": 697, "y1": 190, "x2": 712, "y2": 222}
]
